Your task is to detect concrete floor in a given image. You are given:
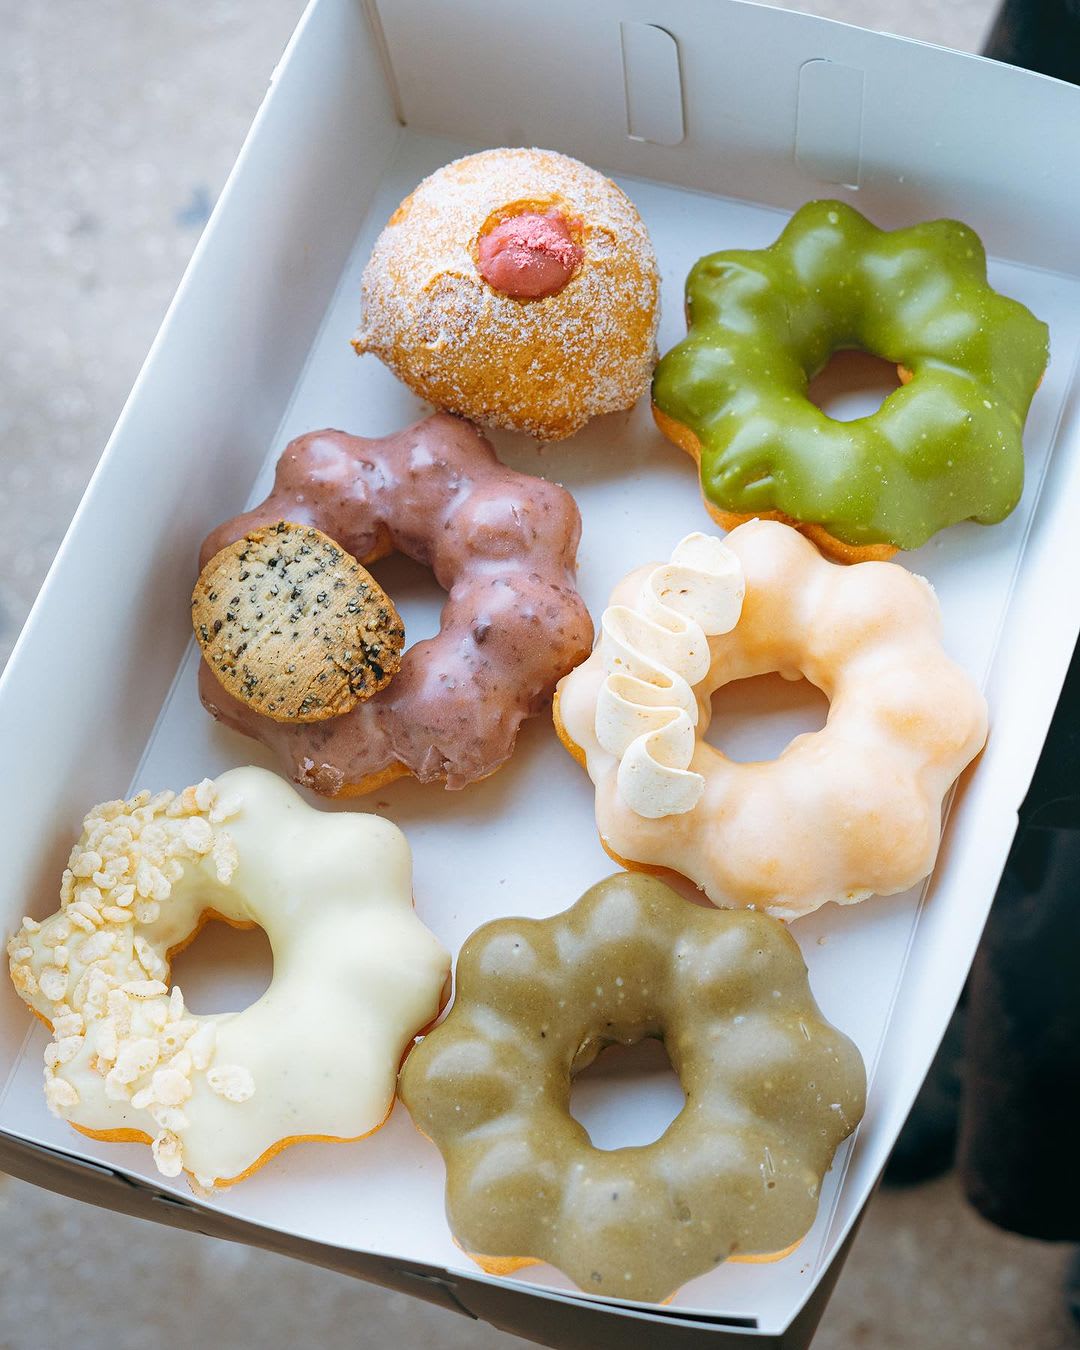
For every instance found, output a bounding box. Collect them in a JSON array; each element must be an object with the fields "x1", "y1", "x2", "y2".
[{"x1": 2, "y1": 2, "x2": 1076, "y2": 1347}]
